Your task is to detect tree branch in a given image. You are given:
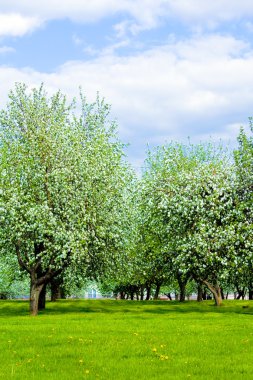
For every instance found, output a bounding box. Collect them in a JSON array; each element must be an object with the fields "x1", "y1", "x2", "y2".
[{"x1": 15, "y1": 244, "x2": 32, "y2": 274}]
